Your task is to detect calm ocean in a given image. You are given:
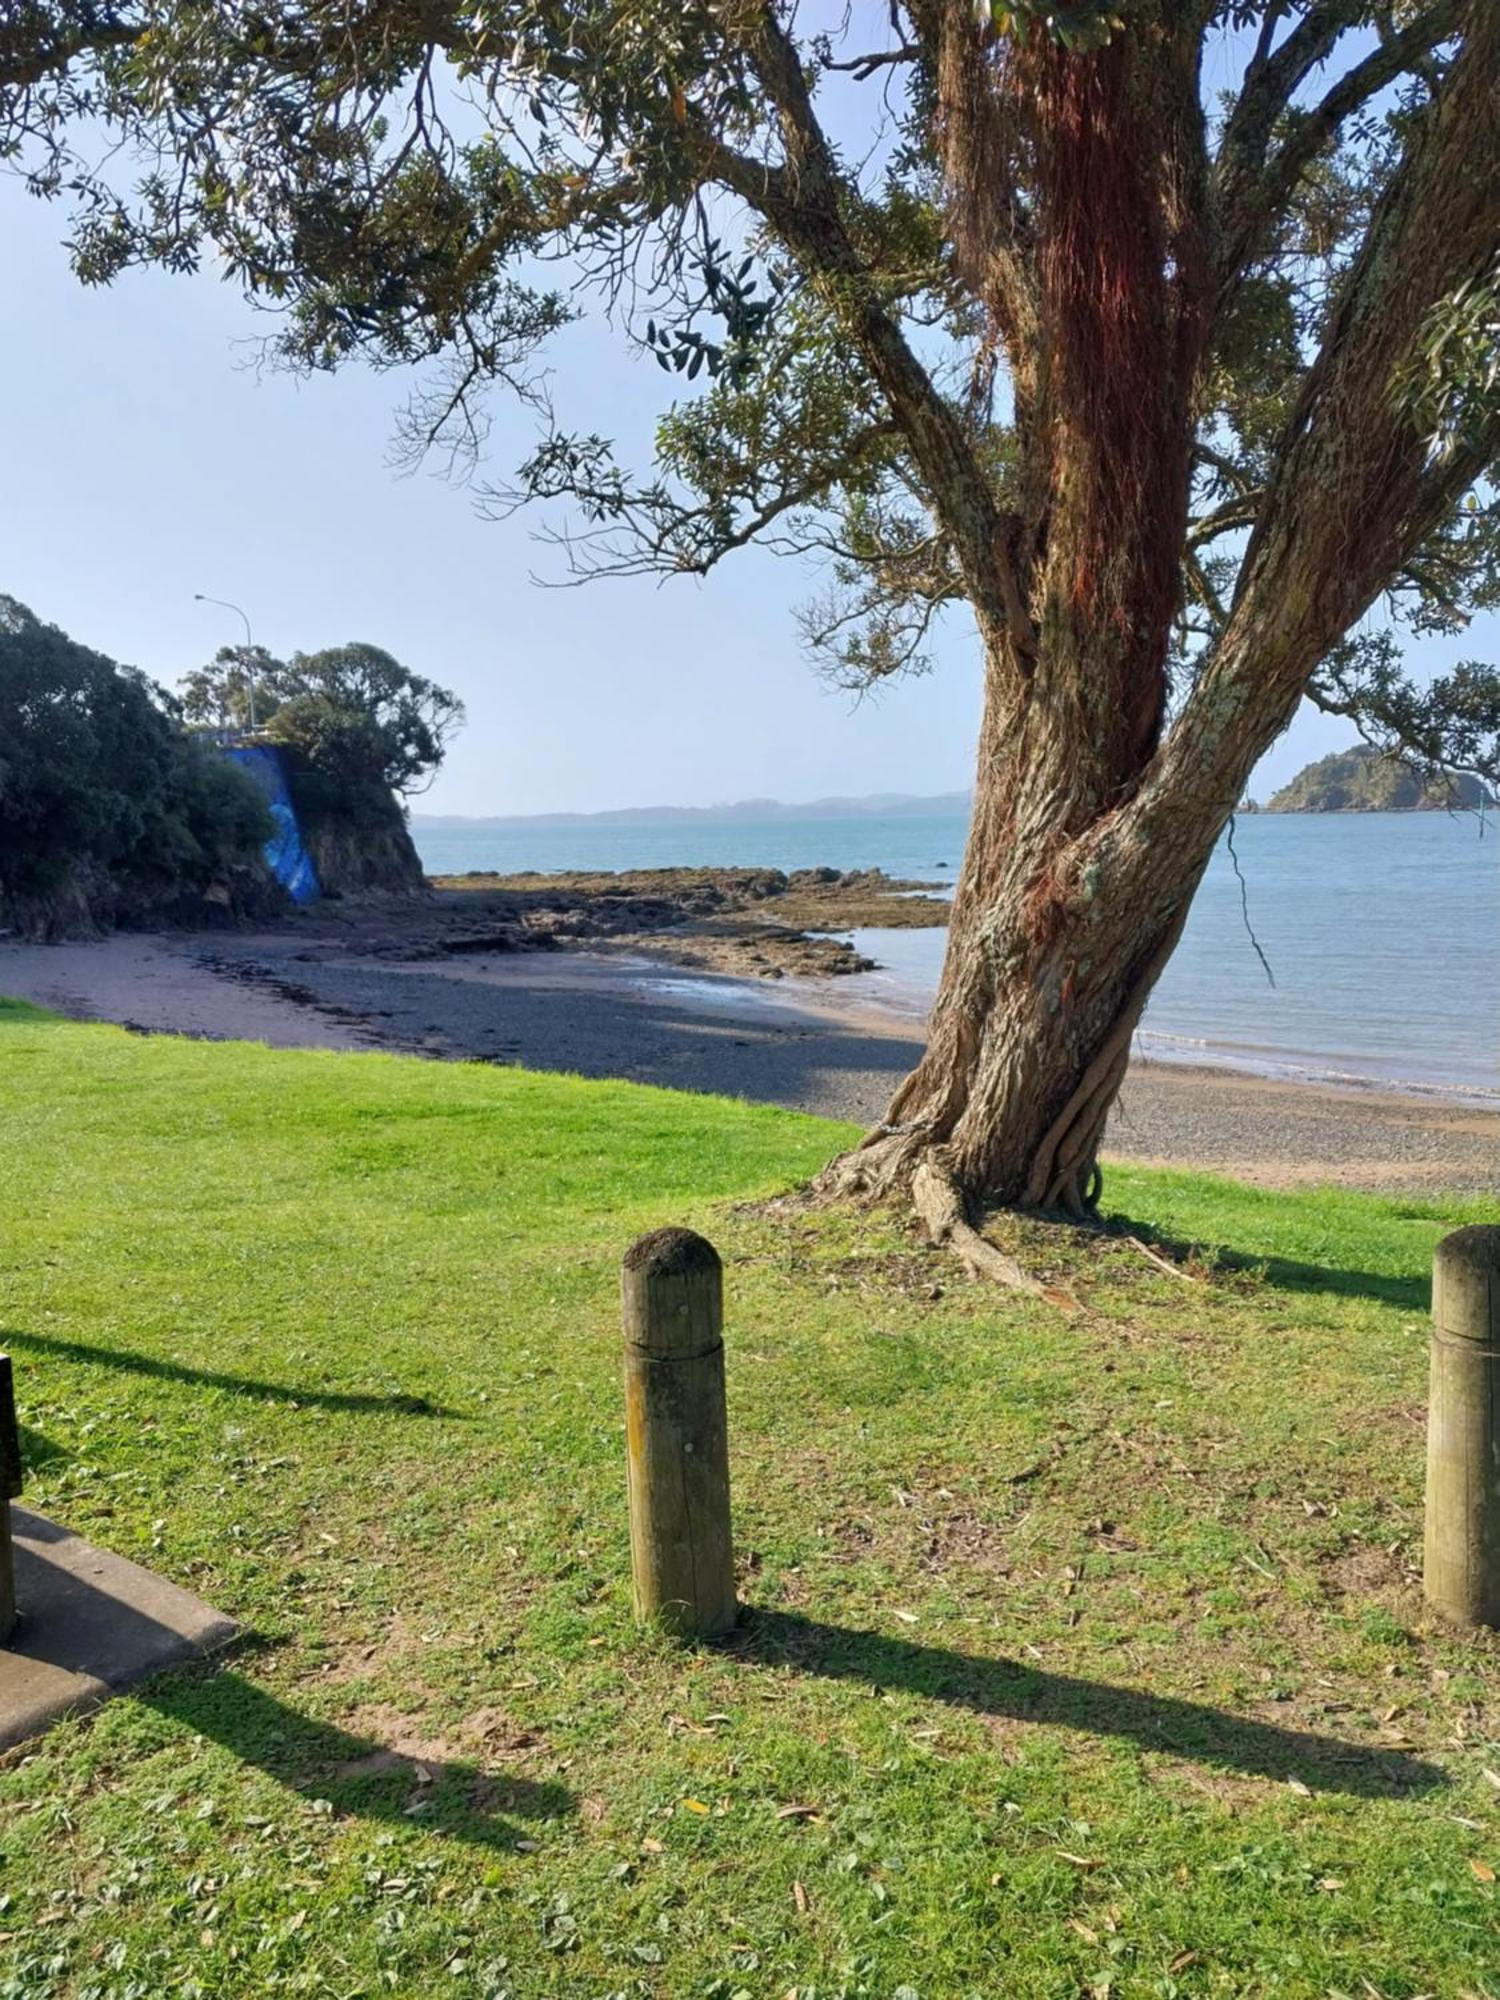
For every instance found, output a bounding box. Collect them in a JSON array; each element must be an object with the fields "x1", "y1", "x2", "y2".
[{"x1": 413, "y1": 811, "x2": 1500, "y2": 1098}]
